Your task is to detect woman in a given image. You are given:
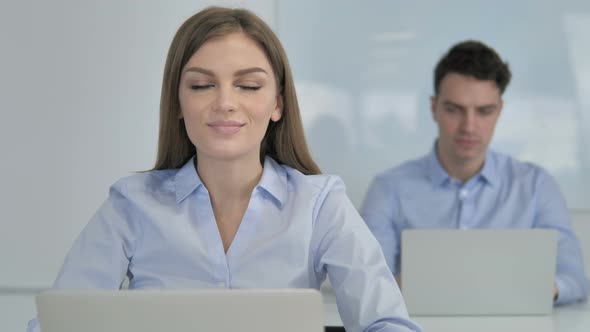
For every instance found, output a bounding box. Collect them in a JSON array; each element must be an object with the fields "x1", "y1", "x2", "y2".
[{"x1": 28, "y1": 7, "x2": 420, "y2": 332}]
